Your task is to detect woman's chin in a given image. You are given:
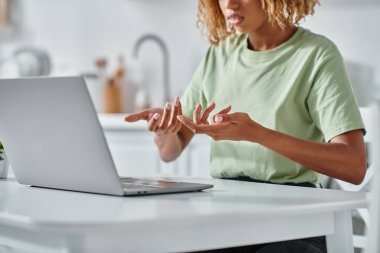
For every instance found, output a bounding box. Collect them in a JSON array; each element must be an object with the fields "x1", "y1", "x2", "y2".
[{"x1": 234, "y1": 27, "x2": 247, "y2": 33}]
